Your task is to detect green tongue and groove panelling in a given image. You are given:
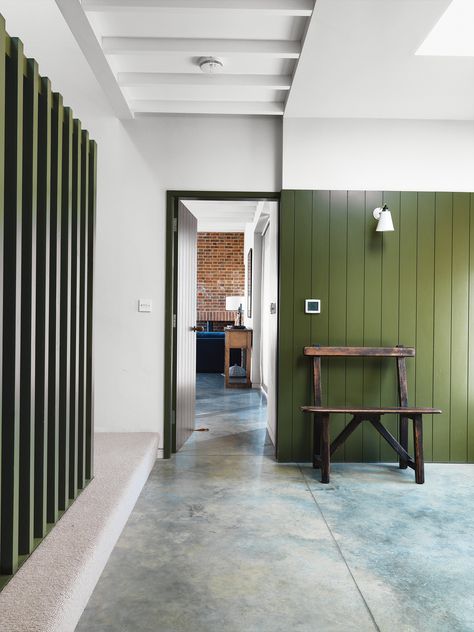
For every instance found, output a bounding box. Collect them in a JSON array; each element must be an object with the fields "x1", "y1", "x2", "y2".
[{"x1": 278, "y1": 190, "x2": 474, "y2": 464}]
